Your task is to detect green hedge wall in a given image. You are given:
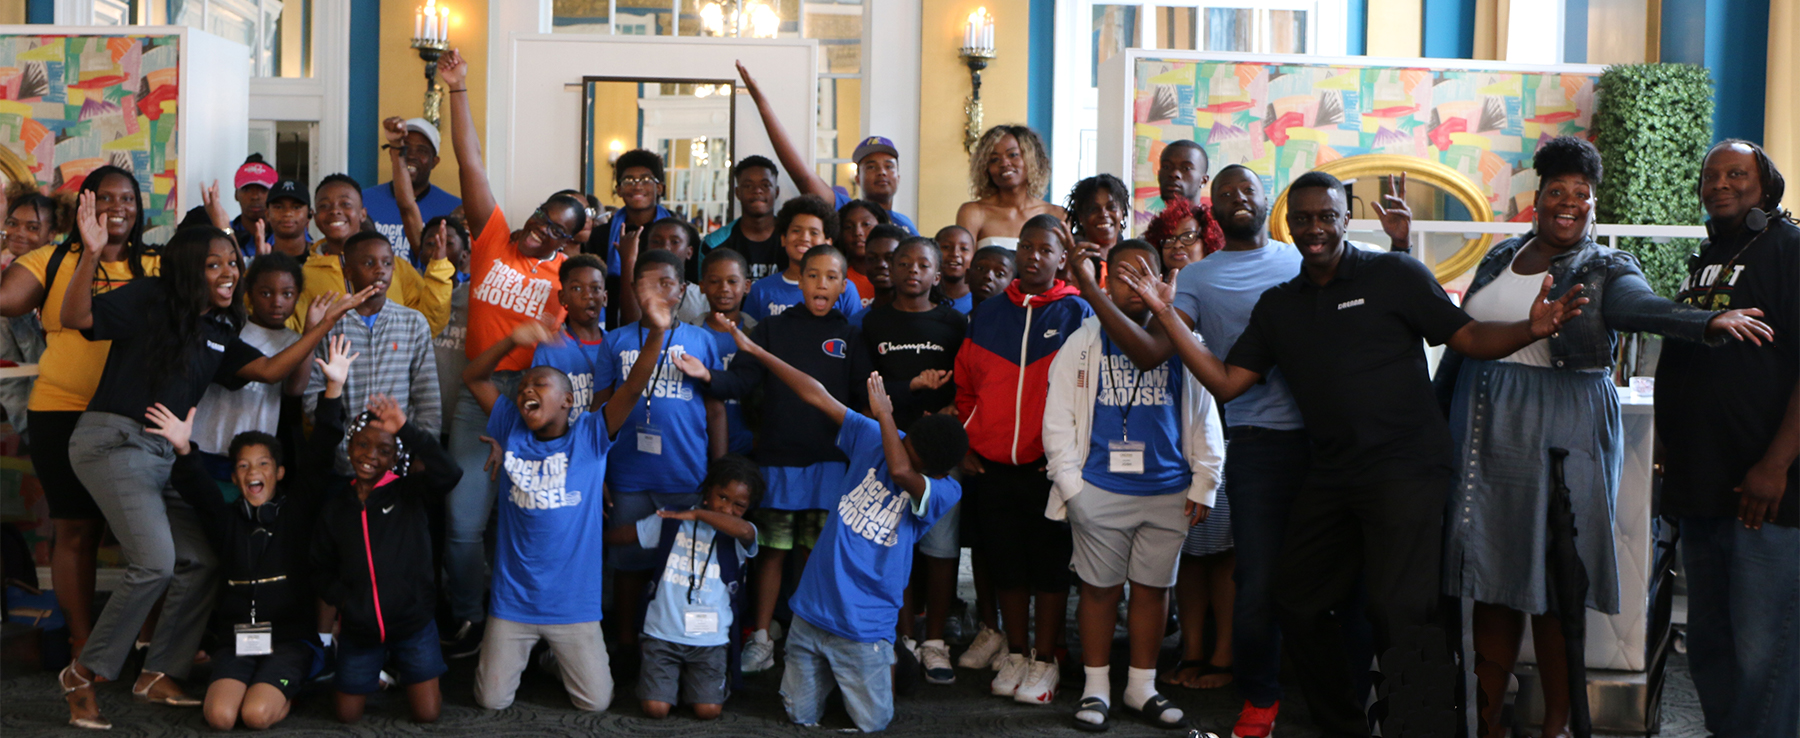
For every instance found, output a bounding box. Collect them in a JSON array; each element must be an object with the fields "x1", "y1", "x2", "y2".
[{"x1": 1593, "y1": 63, "x2": 1715, "y2": 297}]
